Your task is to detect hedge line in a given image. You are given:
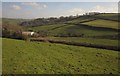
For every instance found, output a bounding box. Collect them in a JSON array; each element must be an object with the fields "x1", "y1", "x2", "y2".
[{"x1": 30, "y1": 38, "x2": 119, "y2": 51}]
